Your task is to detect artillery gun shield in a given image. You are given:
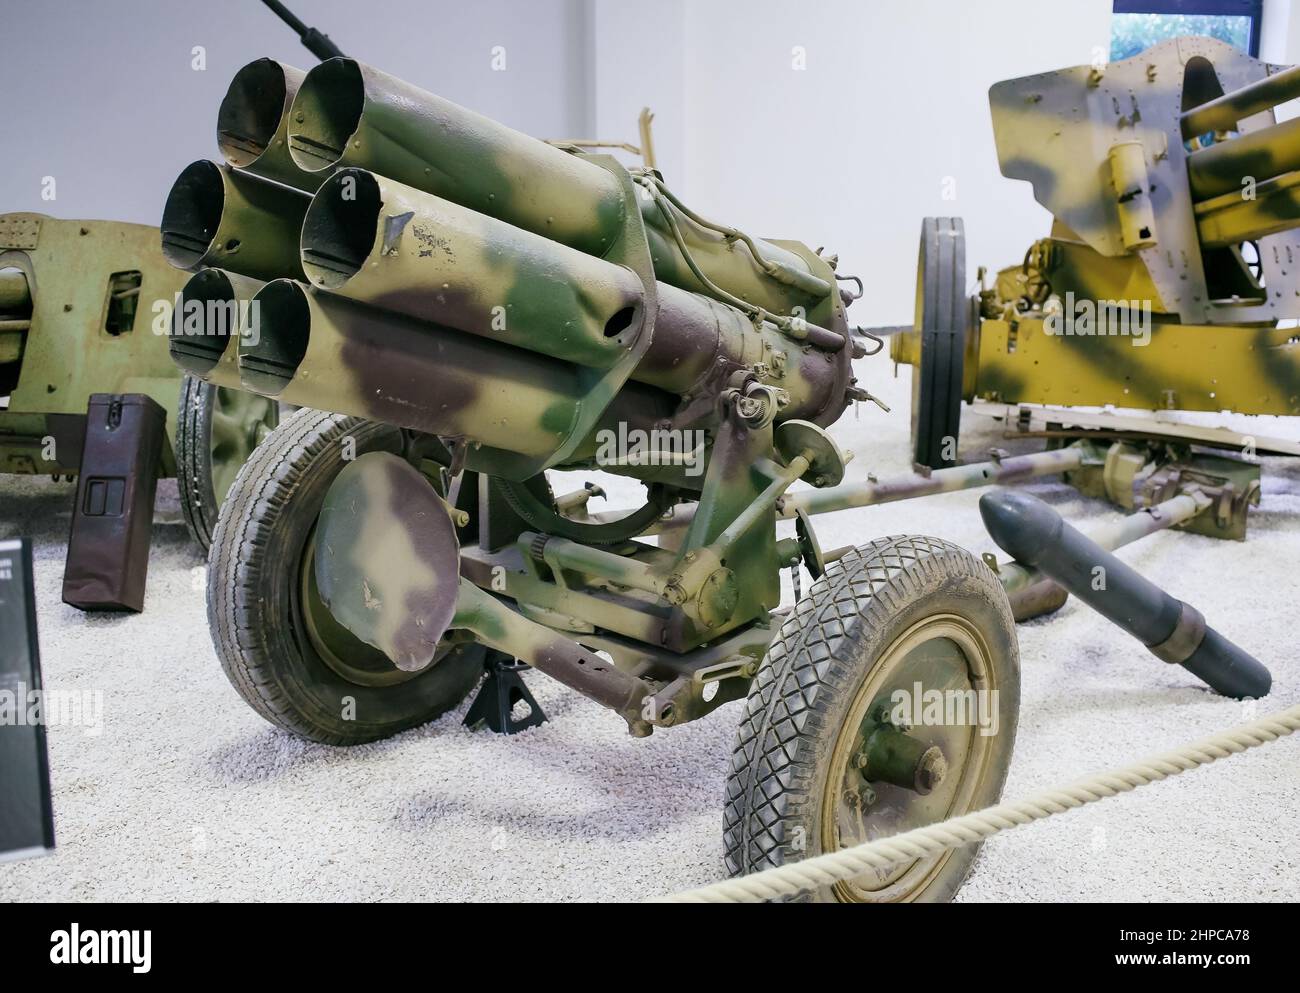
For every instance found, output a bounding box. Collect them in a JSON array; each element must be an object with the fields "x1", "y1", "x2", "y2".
[
  {"x1": 911, "y1": 217, "x2": 969, "y2": 470},
  {"x1": 0, "y1": 214, "x2": 276, "y2": 562}
]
